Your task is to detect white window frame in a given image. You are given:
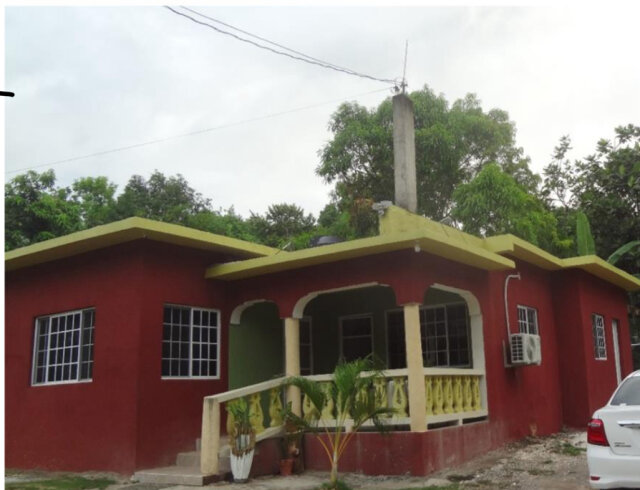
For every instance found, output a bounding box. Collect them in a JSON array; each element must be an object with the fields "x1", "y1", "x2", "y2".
[
  {"x1": 339, "y1": 313, "x2": 374, "y2": 361},
  {"x1": 420, "y1": 302, "x2": 471, "y2": 368},
  {"x1": 162, "y1": 304, "x2": 221, "y2": 380},
  {"x1": 31, "y1": 308, "x2": 95, "y2": 386},
  {"x1": 517, "y1": 305, "x2": 539, "y2": 335},
  {"x1": 299, "y1": 317, "x2": 313, "y2": 376},
  {"x1": 592, "y1": 313, "x2": 607, "y2": 360}
]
